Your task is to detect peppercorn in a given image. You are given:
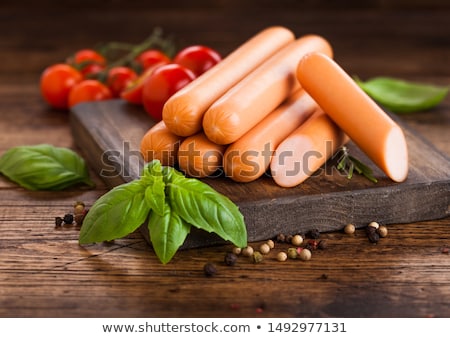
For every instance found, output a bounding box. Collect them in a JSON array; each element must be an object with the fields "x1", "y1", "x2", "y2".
[
  {"x1": 305, "y1": 240, "x2": 319, "y2": 251},
  {"x1": 55, "y1": 216, "x2": 63, "y2": 227},
  {"x1": 368, "y1": 221, "x2": 380, "y2": 230},
  {"x1": 344, "y1": 223, "x2": 356, "y2": 235},
  {"x1": 241, "y1": 246, "x2": 254, "y2": 257},
  {"x1": 291, "y1": 234, "x2": 304, "y2": 246},
  {"x1": 276, "y1": 233, "x2": 286, "y2": 243},
  {"x1": 318, "y1": 239, "x2": 328, "y2": 250},
  {"x1": 266, "y1": 239, "x2": 275, "y2": 249},
  {"x1": 276, "y1": 251, "x2": 288, "y2": 262},
  {"x1": 63, "y1": 213, "x2": 74, "y2": 225},
  {"x1": 259, "y1": 243, "x2": 271, "y2": 255},
  {"x1": 73, "y1": 201, "x2": 85, "y2": 215},
  {"x1": 287, "y1": 247, "x2": 298, "y2": 259},
  {"x1": 365, "y1": 226, "x2": 380, "y2": 243},
  {"x1": 74, "y1": 213, "x2": 85, "y2": 226},
  {"x1": 377, "y1": 225, "x2": 388, "y2": 238},
  {"x1": 298, "y1": 248, "x2": 312, "y2": 261},
  {"x1": 224, "y1": 252, "x2": 238, "y2": 266},
  {"x1": 232, "y1": 246, "x2": 242, "y2": 255},
  {"x1": 203, "y1": 262, "x2": 217, "y2": 277},
  {"x1": 252, "y1": 251, "x2": 263, "y2": 264},
  {"x1": 307, "y1": 228, "x2": 320, "y2": 239}
]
